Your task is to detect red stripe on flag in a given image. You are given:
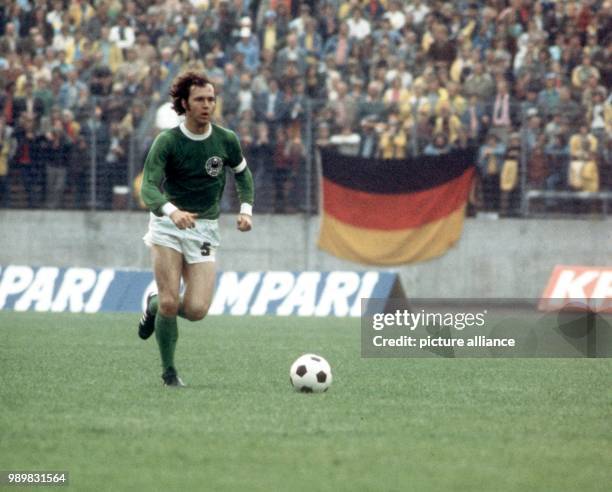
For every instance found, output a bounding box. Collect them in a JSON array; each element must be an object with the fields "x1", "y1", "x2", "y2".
[{"x1": 322, "y1": 168, "x2": 474, "y2": 231}]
